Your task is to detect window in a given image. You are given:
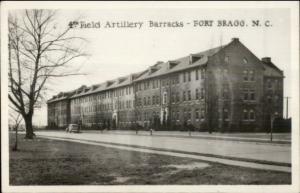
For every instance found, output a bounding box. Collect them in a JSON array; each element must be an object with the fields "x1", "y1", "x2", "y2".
[
  {"x1": 201, "y1": 69, "x2": 205, "y2": 80},
  {"x1": 188, "y1": 110, "x2": 192, "y2": 120},
  {"x1": 250, "y1": 90, "x2": 255, "y2": 101},
  {"x1": 152, "y1": 96, "x2": 156, "y2": 105},
  {"x1": 274, "y1": 79, "x2": 278, "y2": 85},
  {"x1": 176, "y1": 92, "x2": 180, "y2": 102},
  {"x1": 249, "y1": 110, "x2": 255, "y2": 120},
  {"x1": 196, "y1": 89, "x2": 199, "y2": 99},
  {"x1": 274, "y1": 95, "x2": 279, "y2": 103},
  {"x1": 183, "y1": 91, "x2": 186, "y2": 101},
  {"x1": 249, "y1": 70, "x2": 255, "y2": 81},
  {"x1": 243, "y1": 109, "x2": 248, "y2": 120},
  {"x1": 147, "y1": 81, "x2": 150, "y2": 89},
  {"x1": 173, "y1": 76, "x2": 179, "y2": 85},
  {"x1": 243, "y1": 90, "x2": 255, "y2": 101},
  {"x1": 195, "y1": 109, "x2": 199, "y2": 120},
  {"x1": 163, "y1": 92, "x2": 167, "y2": 104},
  {"x1": 267, "y1": 79, "x2": 272, "y2": 89},
  {"x1": 148, "y1": 96, "x2": 151, "y2": 105},
  {"x1": 243, "y1": 70, "x2": 255, "y2": 81},
  {"x1": 172, "y1": 111, "x2": 176, "y2": 120},
  {"x1": 243, "y1": 90, "x2": 248, "y2": 100},
  {"x1": 223, "y1": 69, "x2": 228, "y2": 76},
  {"x1": 188, "y1": 90, "x2": 191, "y2": 100},
  {"x1": 183, "y1": 72, "x2": 186, "y2": 82},
  {"x1": 223, "y1": 87, "x2": 229, "y2": 99},
  {"x1": 156, "y1": 96, "x2": 160, "y2": 105},
  {"x1": 201, "y1": 109, "x2": 205, "y2": 119},
  {"x1": 172, "y1": 93, "x2": 176, "y2": 103},
  {"x1": 200, "y1": 88, "x2": 205, "y2": 99},
  {"x1": 243, "y1": 70, "x2": 248, "y2": 81},
  {"x1": 196, "y1": 70, "x2": 199, "y2": 80},
  {"x1": 188, "y1": 71, "x2": 191, "y2": 82},
  {"x1": 176, "y1": 111, "x2": 180, "y2": 121},
  {"x1": 243, "y1": 58, "x2": 248, "y2": 64},
  {"x1": 243, "y1": 109, "x2": 255, "y2": 121},
  {"x1": 223, "y1": 109, "x2": 229, "y2": 120},
  {"x1": 144, "y1": 97, "x2": 147, "y2": 106},
  {"x1": 176, "y1": 75, "x2": 180, "y2": 84}
]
